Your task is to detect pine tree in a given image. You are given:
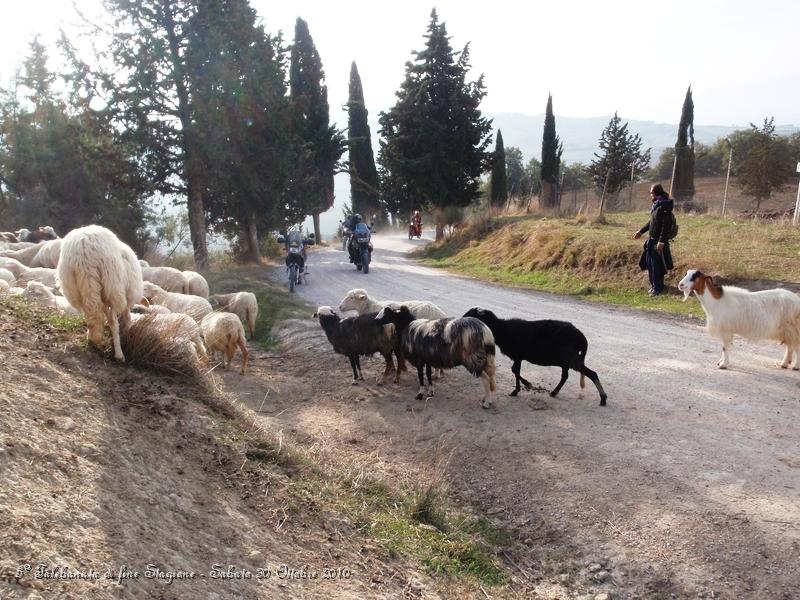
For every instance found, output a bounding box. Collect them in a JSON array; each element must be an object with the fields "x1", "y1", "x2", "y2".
[
  {"x1": 672, "y1": 86, "x2": 695, "y2": 201},
  {"x1": 290, "y1": 17, "x2": 345, "y2": 240},
  {"x1": 378, "y1": 9, "x2": 492, "y2": 240},
  {"x1": 588, "y1": 113, "x2": 651, "y2": 209},
  {"x1": 540, "y1": 94, "x2": 563, "y2": 208},
  {"x1": 738, "y1": 117, "x2": 794, "y2": 210},
  {"x1": 346, "y1": 62, "x2": 381, "y2": 223},
  {"x1": 490, "y1": 130, "x2": 508, "y2": 207},
  {"x1": 186, "y1": 0, "x2": 295, "y2": 262}
]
